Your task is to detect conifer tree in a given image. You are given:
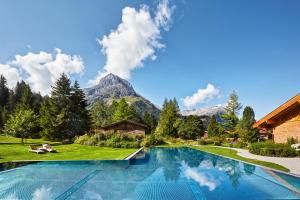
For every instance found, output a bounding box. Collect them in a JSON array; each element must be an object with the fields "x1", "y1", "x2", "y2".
[
  {"x1": 221, "y1": 90, "x2": 242, "y2": 132},
  {"x1": 207, "y1": 115, "x2": 220, "y2": 137},
  {"x1": 237, "y1": 106, "x2": 258, "y2": 143},
  {"x1": 156, "y1": 98, "x2": 180, "y2": 136},
  {"x1": 40, "y1": 74, "x2": 73, "y2": 141},
  {"x1": 70, "y1": 80, "x2": 90, "y2": 135}
]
